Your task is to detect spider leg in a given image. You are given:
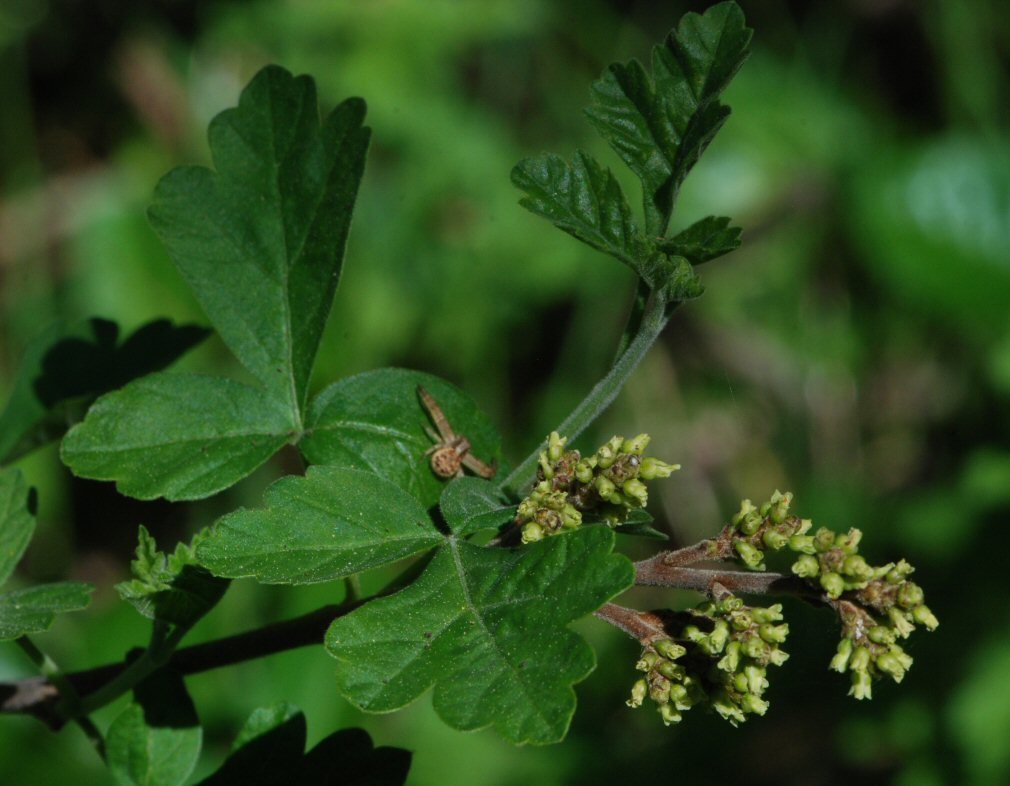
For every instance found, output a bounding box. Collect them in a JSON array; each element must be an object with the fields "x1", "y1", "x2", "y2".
[
  {"x1": 461, "y1": 453, "x2": 497, "y2": 479},
  {"x1": 417, "y1": 386, "x2": 456, "y2": 442},
  {"x1": 424, "y1": 425, "x2": 441, "y2": 444}
]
